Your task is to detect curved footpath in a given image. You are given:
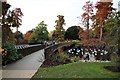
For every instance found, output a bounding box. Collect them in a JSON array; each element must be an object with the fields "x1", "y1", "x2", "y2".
[{"x1": 2, "y1": 49, "x2": 45, "y2": 78}]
